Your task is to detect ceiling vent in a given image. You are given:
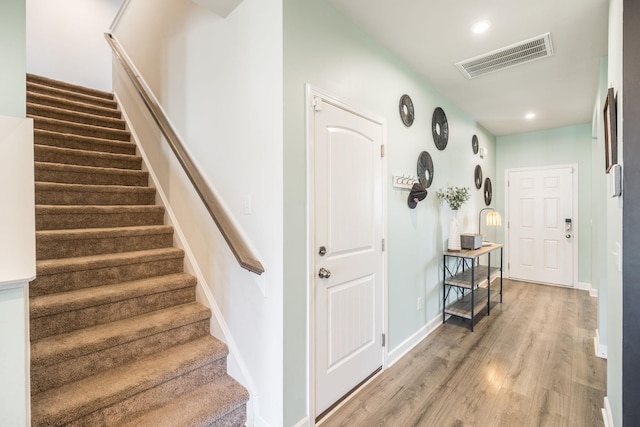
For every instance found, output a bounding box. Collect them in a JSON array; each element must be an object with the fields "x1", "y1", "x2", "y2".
[{"x1": 455, "y1": 32, "x2": 554, "y2": 79}]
